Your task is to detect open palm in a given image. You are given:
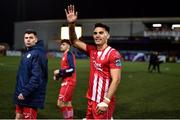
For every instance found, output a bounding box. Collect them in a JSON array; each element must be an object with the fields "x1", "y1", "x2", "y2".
[{"x1": 65, "y1": 5, "x2": 78, "y2": 23}]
